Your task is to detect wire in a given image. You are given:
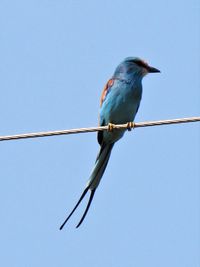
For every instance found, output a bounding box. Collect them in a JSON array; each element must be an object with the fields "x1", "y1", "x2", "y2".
[{"x1": 0, "y1": 116, "x2": 199, "y2": 142}]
